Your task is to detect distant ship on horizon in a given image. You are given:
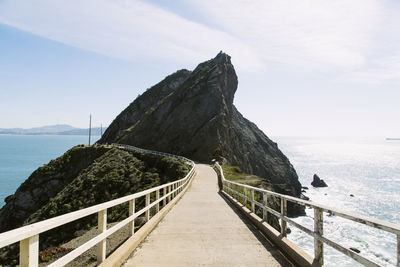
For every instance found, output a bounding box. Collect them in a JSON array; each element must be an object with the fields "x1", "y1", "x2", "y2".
[{"x1": 386, "y1": 138, "x2": 400, "y2": 140}]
